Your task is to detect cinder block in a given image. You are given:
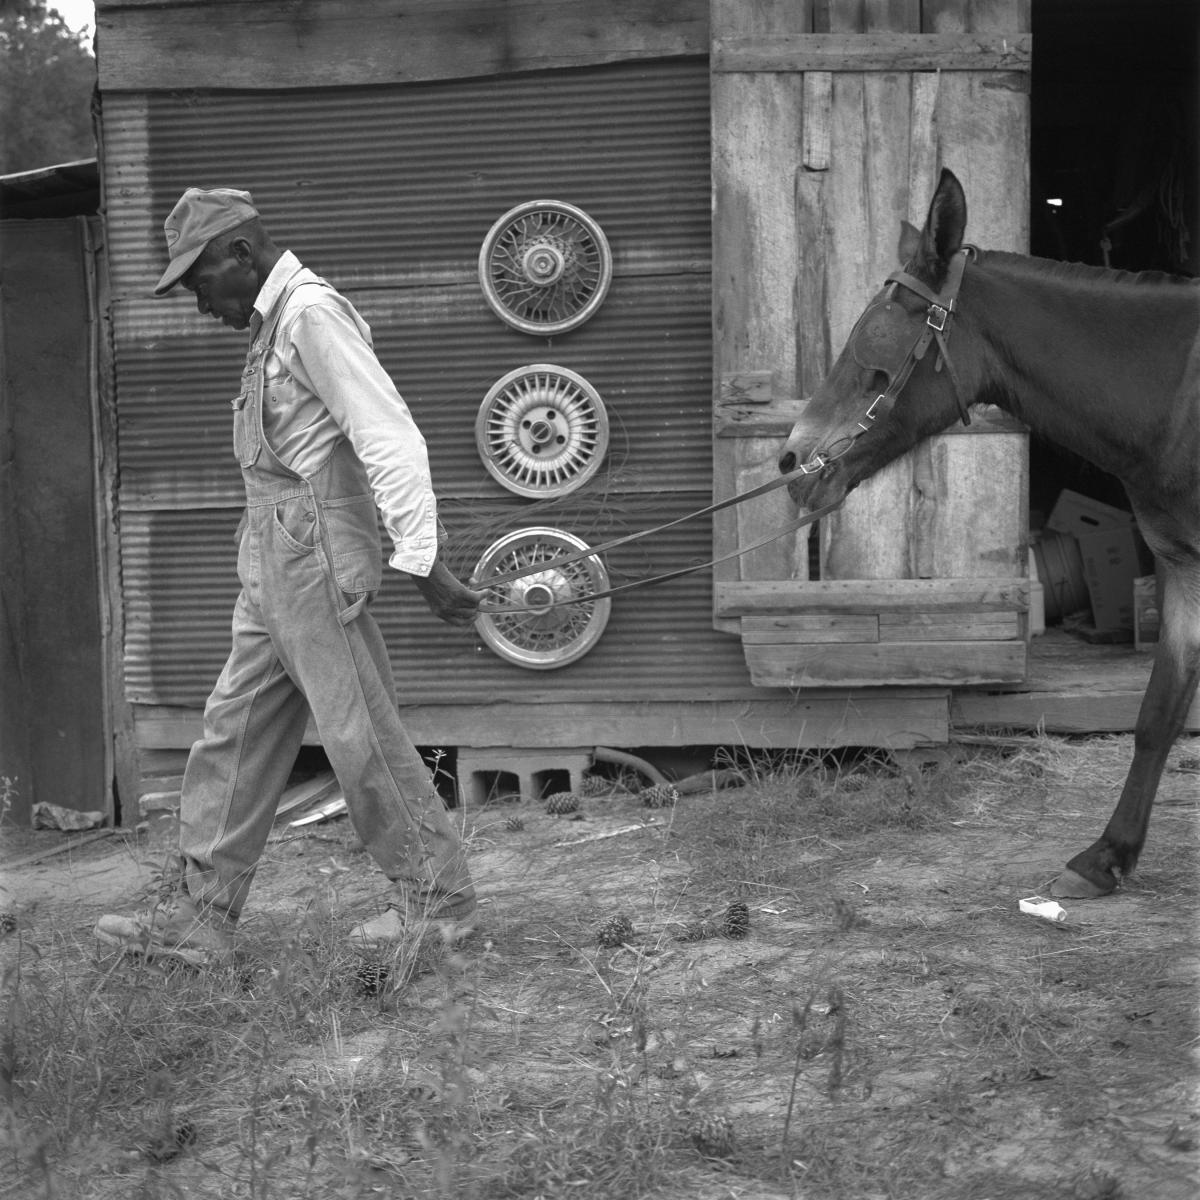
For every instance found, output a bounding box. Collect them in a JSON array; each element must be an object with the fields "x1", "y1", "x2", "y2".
[
  {"x1": 139, "y1": 789, "x2": 181, "y2": 818},
  {"x1": 456, "y1": 747, "x2": 592, "y2": 806}
]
